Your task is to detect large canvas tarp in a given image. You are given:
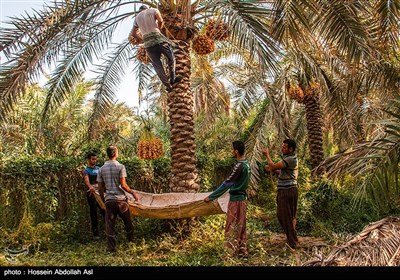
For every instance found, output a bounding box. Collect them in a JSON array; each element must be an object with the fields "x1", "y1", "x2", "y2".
[{"x1": 94, "y1": 190, "x2": 229, "y2": 219}]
